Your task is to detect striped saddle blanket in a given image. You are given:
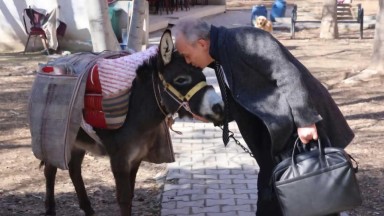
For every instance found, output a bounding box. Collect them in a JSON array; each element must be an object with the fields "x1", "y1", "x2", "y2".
[{"x1": 84, "y1": 46, "x2": 158, "y2": 129}]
